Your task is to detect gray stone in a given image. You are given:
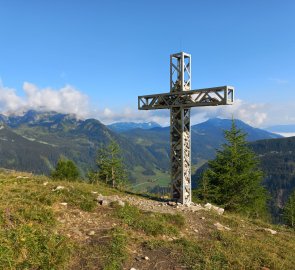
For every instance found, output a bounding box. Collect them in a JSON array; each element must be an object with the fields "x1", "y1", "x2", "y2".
[
  {"x1": 168, "y1": 201, "x2": 176, "y2": 206},
  {"x1": 204, "y1": 203, "x2": 224, "y2": 215},
  {"x1": 204, "y1": 203, "x2": 212, "y2": 209},
  {"x1": 214, "y1": 222, "x2": 231, "y2": 231},
  {"x1": 117, "y1": 200, "x2": 125, "y2": 207},
  {"x1": 264, "y1": 228, "x2": 277, "y2": 235},
  {"x1": 212, "y1": 205, "x2": 224, "y2": 215},
  {"x1": 59, "y1": 202, "x2": 68, "y2": 206},
  {"x1": 52, "y1": 186, "x2": 65, "y2": 191},
  {"x1": 101, "y1": 200, "x2": 109, "y2": 206}
]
